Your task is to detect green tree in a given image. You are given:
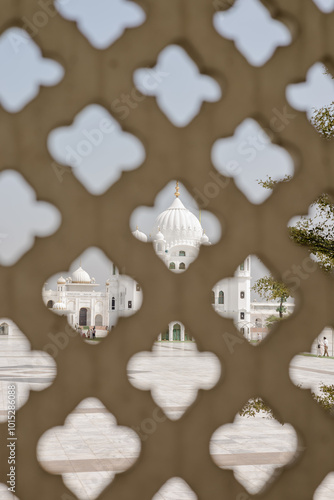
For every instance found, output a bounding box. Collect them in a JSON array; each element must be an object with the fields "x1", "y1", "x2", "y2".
[
  {"x1": 259, "y1": 177, "x2": 334, "y2": 272},
  {"x1": 253, "y1": 80, "x2": 334, "y2": 322},
  {"x1": 252, "y1": 276, "x2": 290, "y2": 318},
  {"x1": 240, "y1": 384, "x2": 334, "y2": 423},
  {"x1": 265, "y1": 314, "x2": 285, "y2": 329}
]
